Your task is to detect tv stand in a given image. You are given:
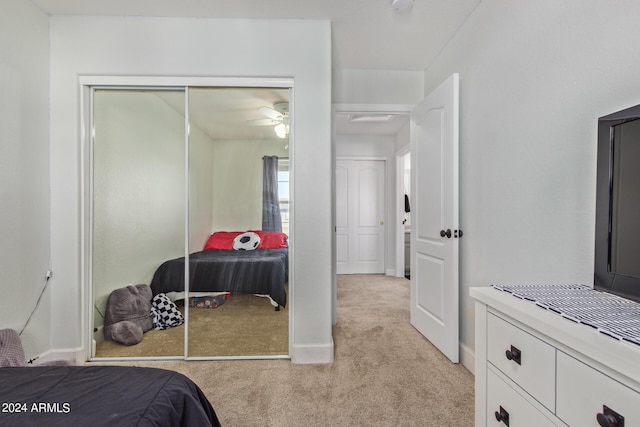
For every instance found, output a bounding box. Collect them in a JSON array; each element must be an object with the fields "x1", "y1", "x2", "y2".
[{"x1": 471, "y1": 286, "x2": 640, "y2": 426}]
